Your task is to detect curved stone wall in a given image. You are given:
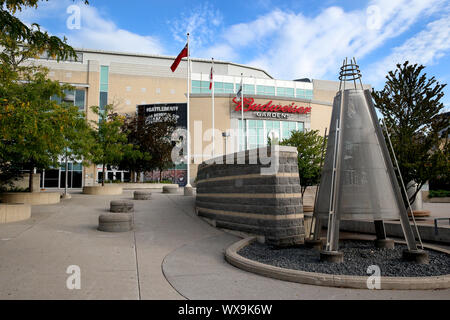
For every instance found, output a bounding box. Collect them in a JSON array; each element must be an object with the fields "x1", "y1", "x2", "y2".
[
  {"x1": 82, "y1": 185, "x2": 123, "y2": 195},
  {"x1": 196, "y1": 146, "x2": 304, "y2": 247},
  {"x1": 0, "y1": 204, "x2": 31, "y2": 223},
  {"x1": 0, "y1": 192, "x2": 60, "y2": 205}
]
